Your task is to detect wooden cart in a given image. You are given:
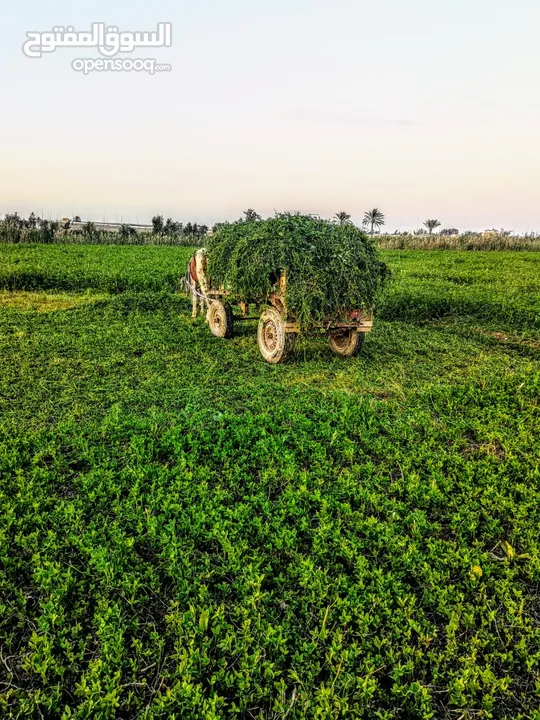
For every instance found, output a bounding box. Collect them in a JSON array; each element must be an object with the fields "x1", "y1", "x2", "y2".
[{"x1": 204, "y1": 275, "x2": 373, "y2": 364}]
